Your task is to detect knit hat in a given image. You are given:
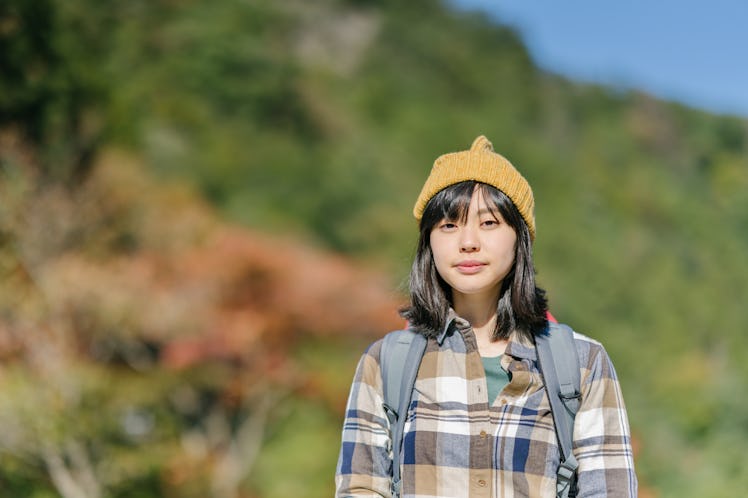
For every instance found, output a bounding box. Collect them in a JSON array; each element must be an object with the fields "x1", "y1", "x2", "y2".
[{"x1": 413, "y1": 135, "x2": 536, "y2": 240}]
